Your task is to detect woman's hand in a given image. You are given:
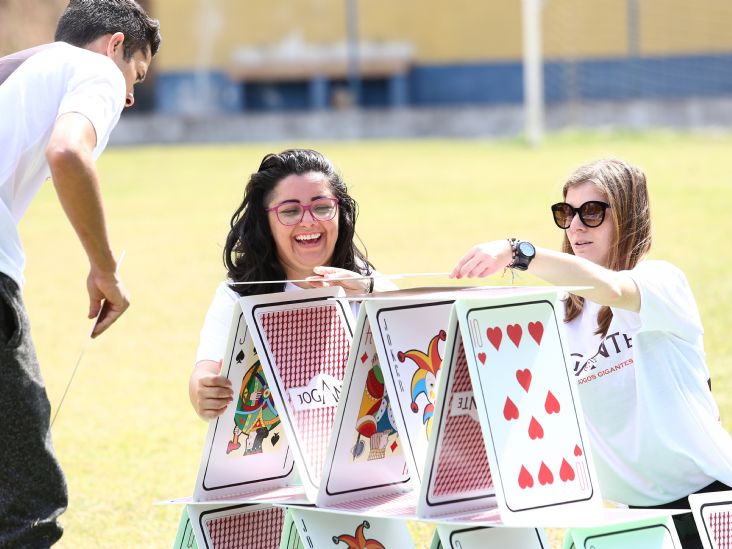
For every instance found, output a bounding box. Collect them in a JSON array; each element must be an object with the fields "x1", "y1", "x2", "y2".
[
  {"x1": 451, "y1": 240, "x2": 513, "y2": 279},
  {"x1": 306, "y1": 266, "x2": 373, "y2": 295},
  {"x1": 189, "y1": 360, "x2": 234, "y2": 420}
]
